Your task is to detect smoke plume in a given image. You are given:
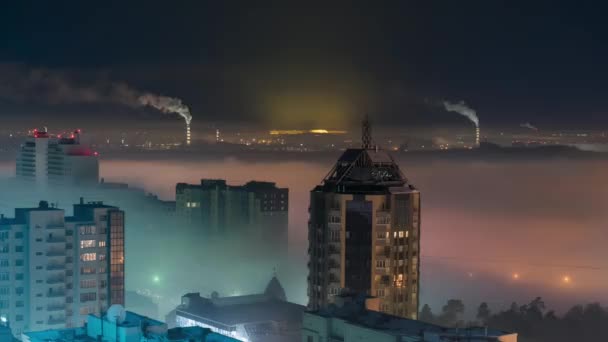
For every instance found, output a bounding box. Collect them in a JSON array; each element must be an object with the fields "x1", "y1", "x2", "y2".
[
  {"x1": 138, "y1": 94, "x2": 192, "y2": 124},
  {"x1": 443, "y1": 101, "x2": 479, "y2": 127},
  {"x1": 520, "y1": 122, "x2": 538, "y2": 131},
  {"x1": 0, "y1": 63, "x2": 191, "y2": 124}
]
